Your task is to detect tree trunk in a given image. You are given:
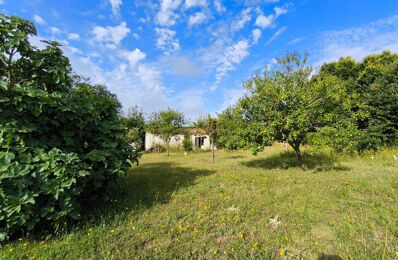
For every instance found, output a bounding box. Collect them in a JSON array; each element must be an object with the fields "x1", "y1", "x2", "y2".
[
  {"x1": 211, "y1": 139, "x2": 215, "y2": 163},
  {"x1": 291, "y1": 143, "x2": 305, "y2": 170},
  {"x1": 167, "y1": 142, "x2": 170, "y2": 156},
  {"x1": 7, "y1": 48, "x2": 15, "y2": 86}
]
